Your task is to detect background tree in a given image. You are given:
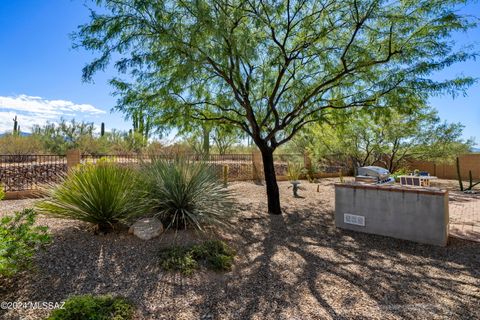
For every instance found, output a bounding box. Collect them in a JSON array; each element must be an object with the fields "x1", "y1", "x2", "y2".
[
  {"x1": 183, "y1": 123, "x2": 213, "y2": 156},
  {"x1": 414, "y1": 121, "x2": 473, "y2": 164},
  {"x1": 112, "y1": 87, "x2": 158, "y2": 145},
  {"x1": 184, "y1": 123, "x2": 243, "y2": 156},
  {"x1": 32, "y1": 119, "x2": 95, "y2": 154},
  {"x1": 76, "y1": 0, "x2": 477, "y2": 214},
  {"x1": 290, "y1": 106, "x2": 473, "y2": 172},
  {"x1": 212, "y1": 125, "x2": 243, "y2": 155}
]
